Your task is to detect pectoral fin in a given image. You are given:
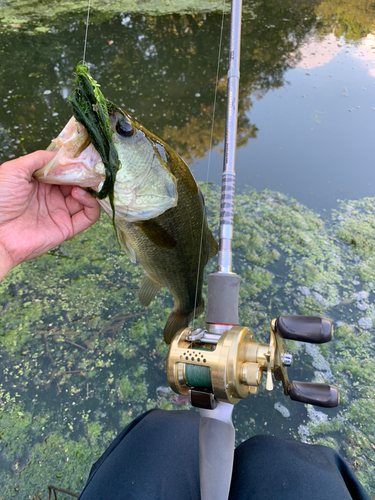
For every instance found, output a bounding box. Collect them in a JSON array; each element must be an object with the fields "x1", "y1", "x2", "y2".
[
  {"x1": 135, "y1": 220, "x2": 176, "y2": 249},
  {"x1": 117, "y1": 229, "x2": 136, "y2": 263},
  {"x1": 139, "y1": 275, "x2": 162, "y2": 306}
]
